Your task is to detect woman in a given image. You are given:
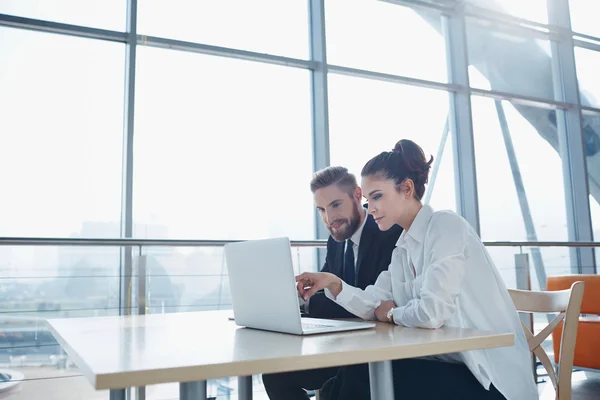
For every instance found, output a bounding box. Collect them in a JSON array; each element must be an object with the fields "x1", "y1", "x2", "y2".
[{"x1": 296, "y1": 139, "x2": 538, "y2": 400}]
